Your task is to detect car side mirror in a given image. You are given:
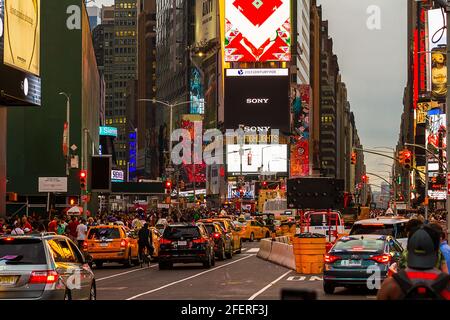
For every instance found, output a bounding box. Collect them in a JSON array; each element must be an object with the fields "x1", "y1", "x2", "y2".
[{"x1": 84, "y1": 254, "x2": 93, "y2": 265}]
